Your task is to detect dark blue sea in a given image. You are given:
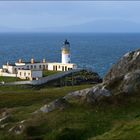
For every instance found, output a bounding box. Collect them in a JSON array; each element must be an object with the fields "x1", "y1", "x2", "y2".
[{"x1": 0, "y1": 33, "x2": 140, "y2": 77}]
